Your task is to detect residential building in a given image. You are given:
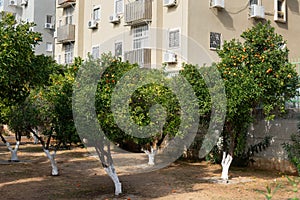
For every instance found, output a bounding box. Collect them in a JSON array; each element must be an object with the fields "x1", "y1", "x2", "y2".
[
  {"x1": 54, "y1": 0, "x2": 300, "y2": 73},
  {"x1": 0, "y1": 0, "x2": 56, "y2": 56}
]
